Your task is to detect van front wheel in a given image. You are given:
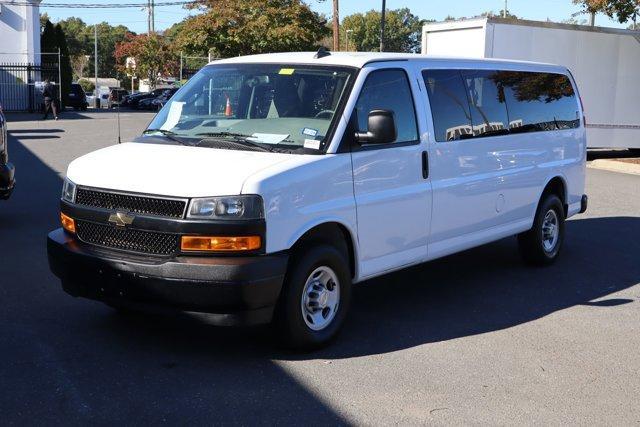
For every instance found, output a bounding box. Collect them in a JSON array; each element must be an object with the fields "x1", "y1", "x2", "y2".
[
  {"x1": 275, "y1": 244, "x2": 352, "y2": 350},
  {"x1": 518, "y1": 194, "x2": 565, "y2": 266}
]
